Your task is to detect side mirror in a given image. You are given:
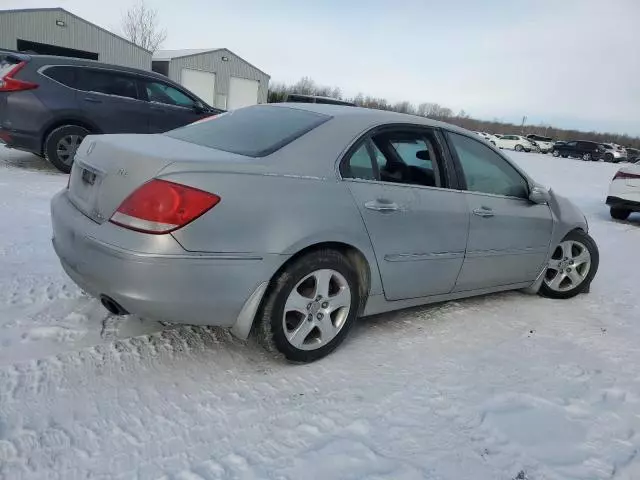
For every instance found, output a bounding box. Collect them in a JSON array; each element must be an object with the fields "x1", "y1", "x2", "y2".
[
  {"x1": 193, "y1": 102, "x2": 206, "y2": 114},
  {"x1": 529, "y1": 185, "x2": 550, "y2": 204},
  {"x1": 416, "y1": 150, "x2": 430, "y2": 161}
]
